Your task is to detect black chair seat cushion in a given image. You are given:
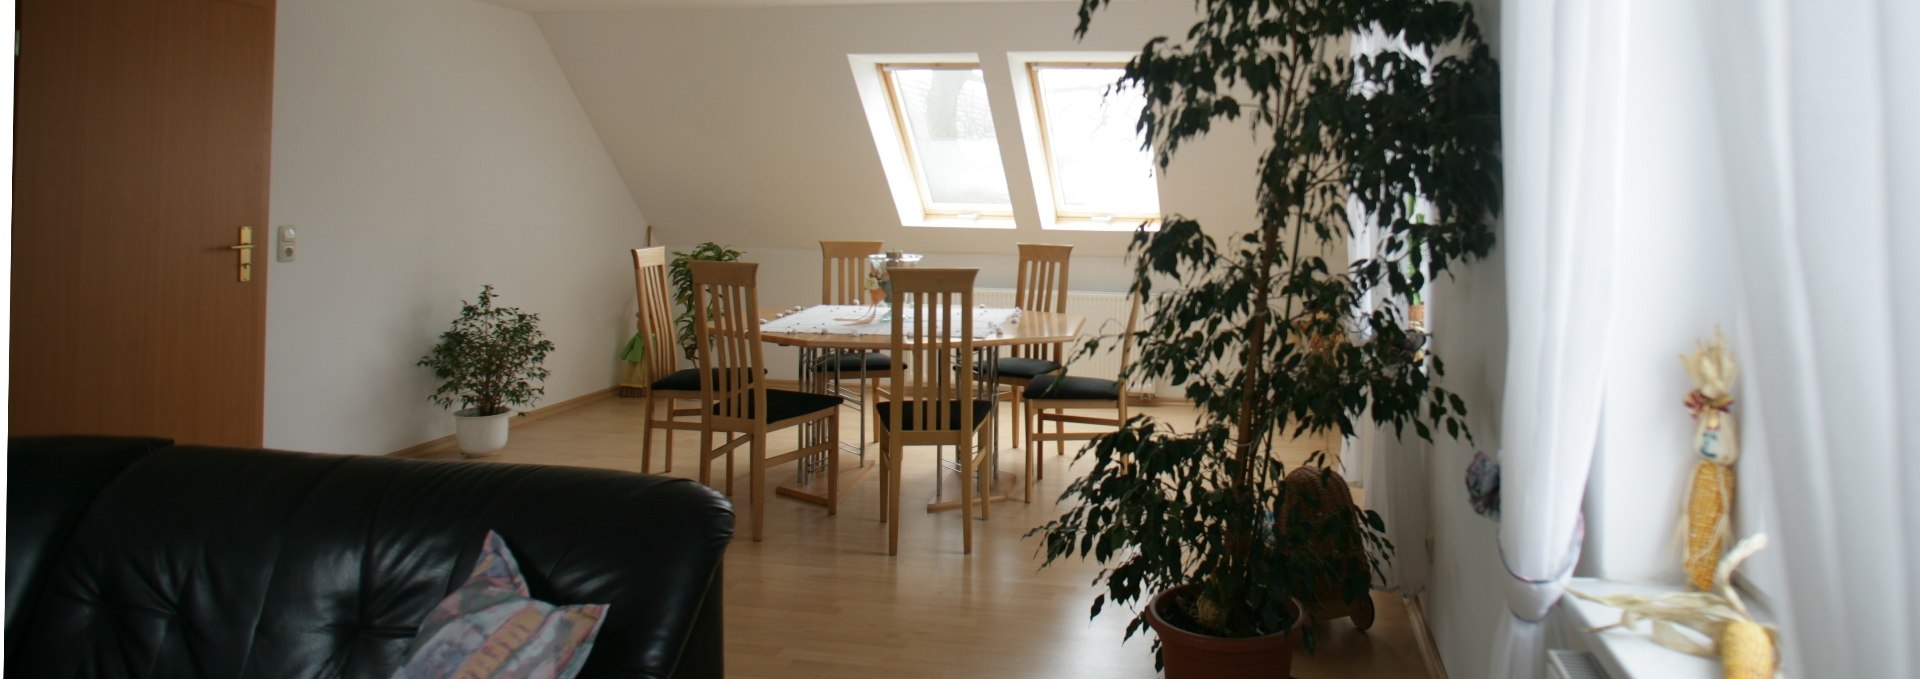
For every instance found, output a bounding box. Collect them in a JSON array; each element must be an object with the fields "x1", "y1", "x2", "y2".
[
  {"x1": 980, "y1": 357, "x2": 1062, "y2": 380},
  {"x1": 651, "y1": 368, "x2": 760, "y2": 392},
  {"x1": 714, "y1": 389, "x2": 844, "y2": 421},
  {"x1": 875, "y1": 400, "x2": 994, "y2": 431},
  {"x1": 815, "y1": 352, "x2": 891, "y2": 374},
  {"x1": 1025, "y1": 374, "x2": 1122, "y2": 401}
]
